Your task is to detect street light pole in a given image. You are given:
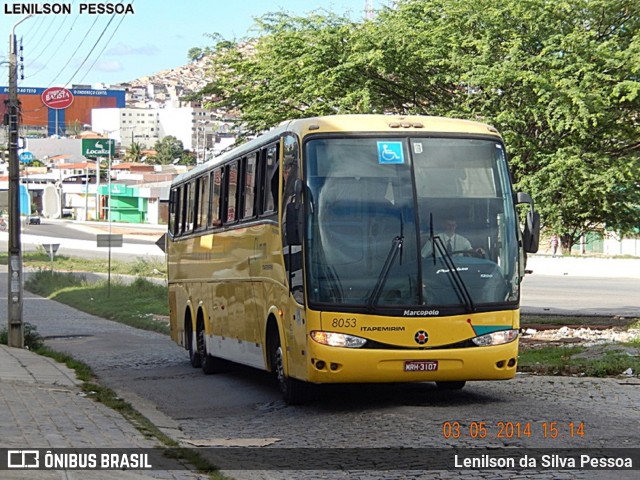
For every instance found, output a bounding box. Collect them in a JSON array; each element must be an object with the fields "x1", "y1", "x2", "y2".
[
  {"x1": 196, "y1": 120, "x2": 208, "y2": 164},
  {"x1": 6, "y1": 15, "x2": 33, "y2": 348},
  {"x1": 195, "y1": 125, "x2": 200, "y2": 164},
  {"x1": 107, "y1": 140, "x2": 112, "y2": 296}
]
